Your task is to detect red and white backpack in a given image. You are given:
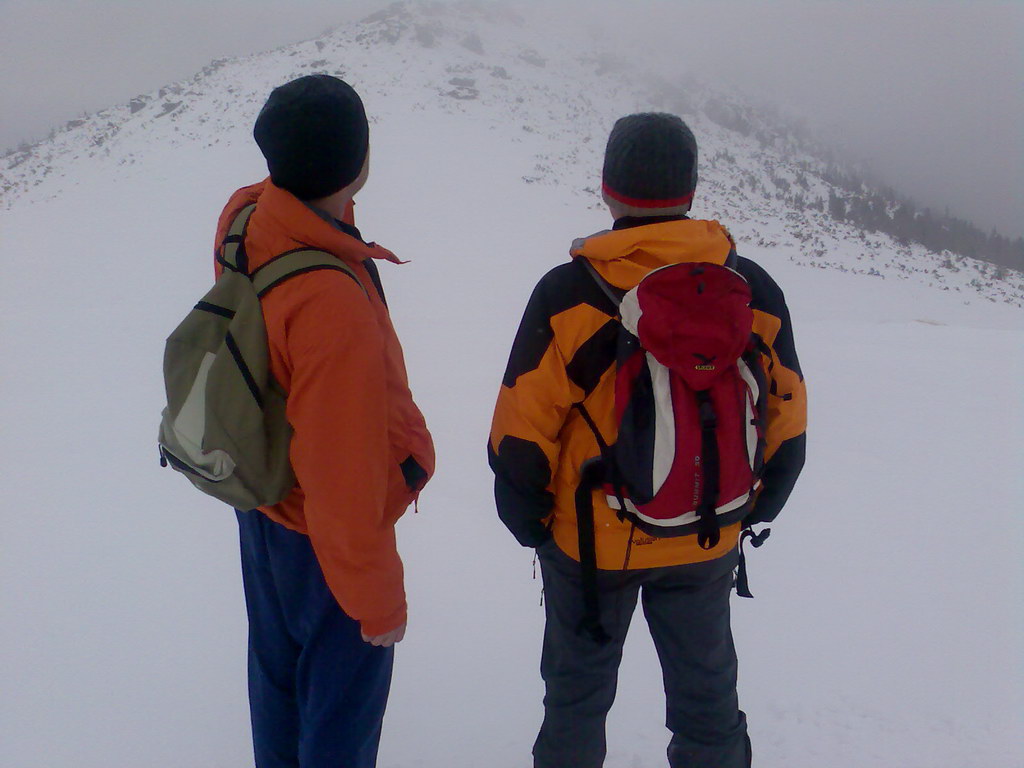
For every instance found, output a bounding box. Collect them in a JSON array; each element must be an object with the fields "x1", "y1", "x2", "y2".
[{"x1": 578, "y1": 257, "x2": 768, "y2": 550}]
